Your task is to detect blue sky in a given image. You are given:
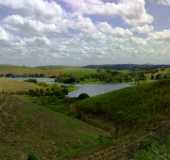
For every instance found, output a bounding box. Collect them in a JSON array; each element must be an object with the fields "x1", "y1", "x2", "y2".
[
  {"x1": 146, "y1": 1, "x2": 170, "y2": 30},
  {"x1": 0, "y1": 0, "x2": 170, "y2": 66}
]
